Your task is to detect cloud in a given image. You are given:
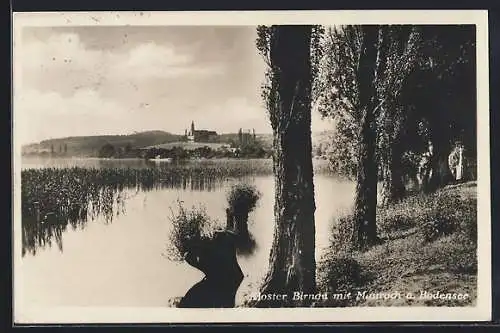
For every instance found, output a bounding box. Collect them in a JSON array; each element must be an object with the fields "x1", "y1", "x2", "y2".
[
  {"x1": 17, "y1": 88, "x2": 123, "y2": 117},
  {"x1": 111, "y1": 42, "x2": 225, "y2": 80},
  {"x1": 180, "y1": 96, "x2": 334, "y2": 135},
  {"x1": 199, "y1": 96, "x2": 334, "y2": 134},
  {"x1": 21, "y1": 32, "x2": 225, "y2": 93},
  {"x1": 16, "y1": 29, "x2": 330, "y2": 144},
  {"x1": 15, "y1": 89, "x2": 129, "y2": 144},
  {"x1": 22, "y1": 33, "x2": 104, "y2": 72},
  {"x1": 196, "y1": 97, "x2": 271, "y2": 133}
]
